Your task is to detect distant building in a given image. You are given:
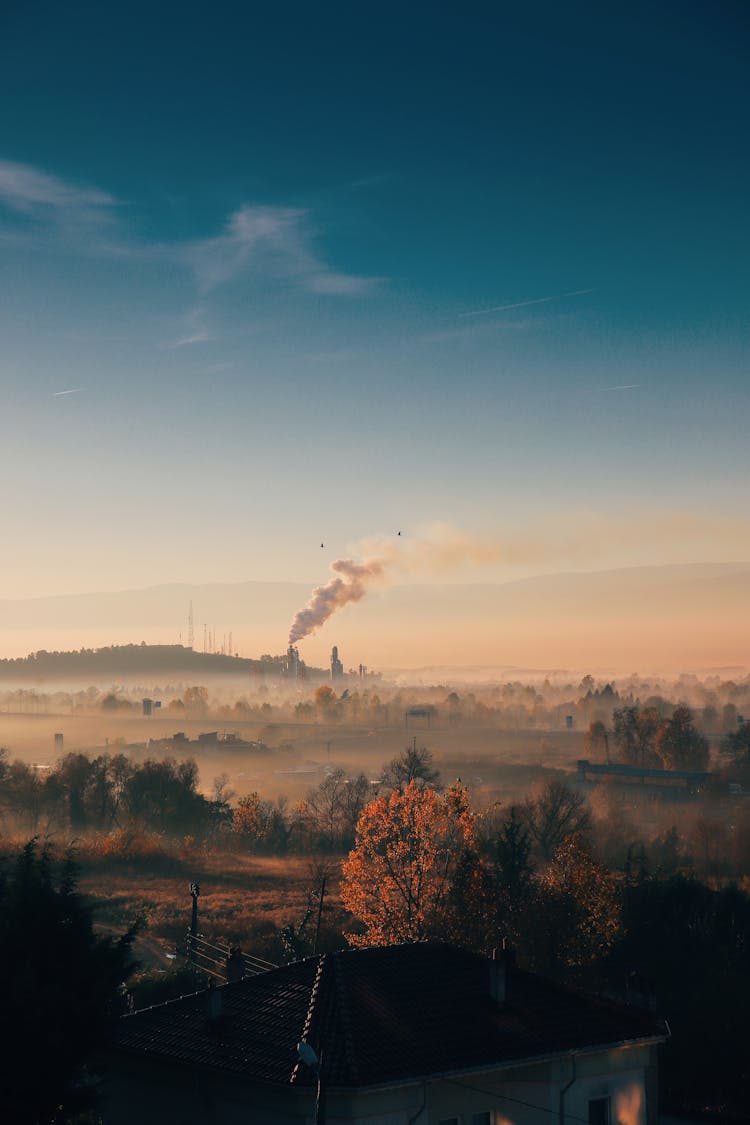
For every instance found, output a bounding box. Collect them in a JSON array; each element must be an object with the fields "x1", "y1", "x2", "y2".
[
  {"x1": 146, "y1": 731, "x2": 269, "y2": 754},
  {"x1": 405, "y1": 705, "x2": 434, "y2": 728},
  {"x1": 330, "y1": 644, "x2": 343, "y2": 680},
  {"x1": 53, "y1": 732, "x2": 64, "y2": 752},
  {"x1": 286, "y1": 644, "x2": 304, "y2": 679},
  {"x1": 105, "y1": 942, "x2": 666, "y2": 1125},
  {"x1": 576, "y1": 758, "x2": 712, "y2": 800}
]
